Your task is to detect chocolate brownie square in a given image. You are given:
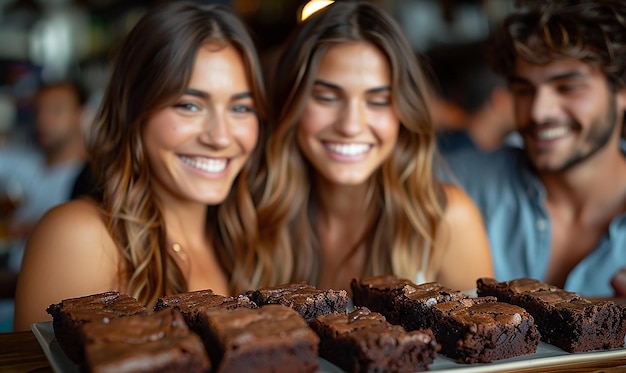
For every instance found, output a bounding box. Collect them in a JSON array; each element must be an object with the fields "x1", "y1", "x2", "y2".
[
  {"x1": 154, "y1": 289, "x2": 257, "y2": 314},
  {"x1": 351, "y1": 275, "x2": 467, "y2": 328},
  {"x1": 477, "y1": 277, "x2": 626, "y2": 352},
  {"x1": 82, "y1": 308, "x2": 211, "y2": 373},
  {"x1": 353, "y1": 277, "x2": 540, "y2": 363},
  {"x1": 154, "y1": 289, "x2": 257, "y2": 331},
  {"x1": 155, "y1": 289, "x2": 258, "y2": 356},
  {"x1": 351, "y1": 275, "x2": 416, "y2": 324},
  {"x1": 393, "y1": 281, "x2": 469, "y2": 331},
  {"x1": 431, "y1": 297, "x2": 540, "y2": 363},
  {"x1": 247, "y1": 282, "x2": 348, "y2": 323},
  {"x1": 199, "y1": 304, "x2": 319, "y2": 373},
  {"x1": 46, "y1": 291, "x2": 147, "y2": 363},
  {"x1": 310, "y1": 307, "x2": 439, "y2": 373}
]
